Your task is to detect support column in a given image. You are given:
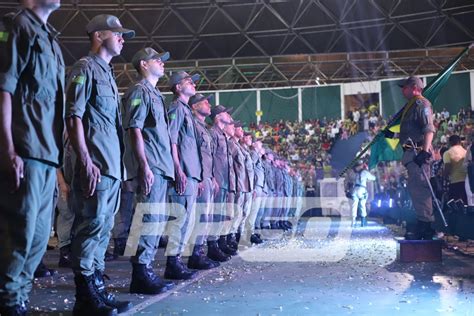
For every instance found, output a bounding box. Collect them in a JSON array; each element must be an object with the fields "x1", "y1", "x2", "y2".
[
  {"x1": 298, "y1": 87, "x2": 303, "y2": 122},
  {"x1": 256, "y1": 90, "x2": 261, "y2": 125},
  {"x1": 470, "y1": 71, "x2": 474, "y2": 111}
]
